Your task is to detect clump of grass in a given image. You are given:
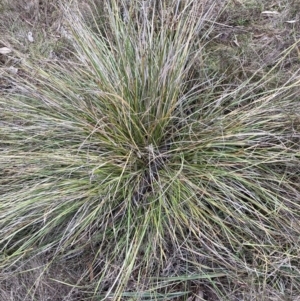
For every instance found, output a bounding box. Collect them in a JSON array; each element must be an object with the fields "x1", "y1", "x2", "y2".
[{"x1": 1, "y1": 0, "x2": 300, "y2": 300}]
